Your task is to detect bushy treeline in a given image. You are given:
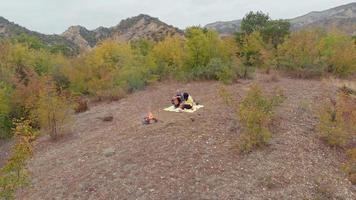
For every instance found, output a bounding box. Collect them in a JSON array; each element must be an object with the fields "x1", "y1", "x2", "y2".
[
  {"x1": 58, "y1": 27, "x2": 239, "y2": 100},
  {"x1": 277, "y1": 30, "x2": 356, "y2": 78},
  {"x1": 235, "y1": 11, "x2": 356, "y2": 78},
  {"x1": 0, "y1": 41, "x2": 72, "y2": 139},
  {"x1": 0, "y1": 27, "x2": 239, "y2": 138}
]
